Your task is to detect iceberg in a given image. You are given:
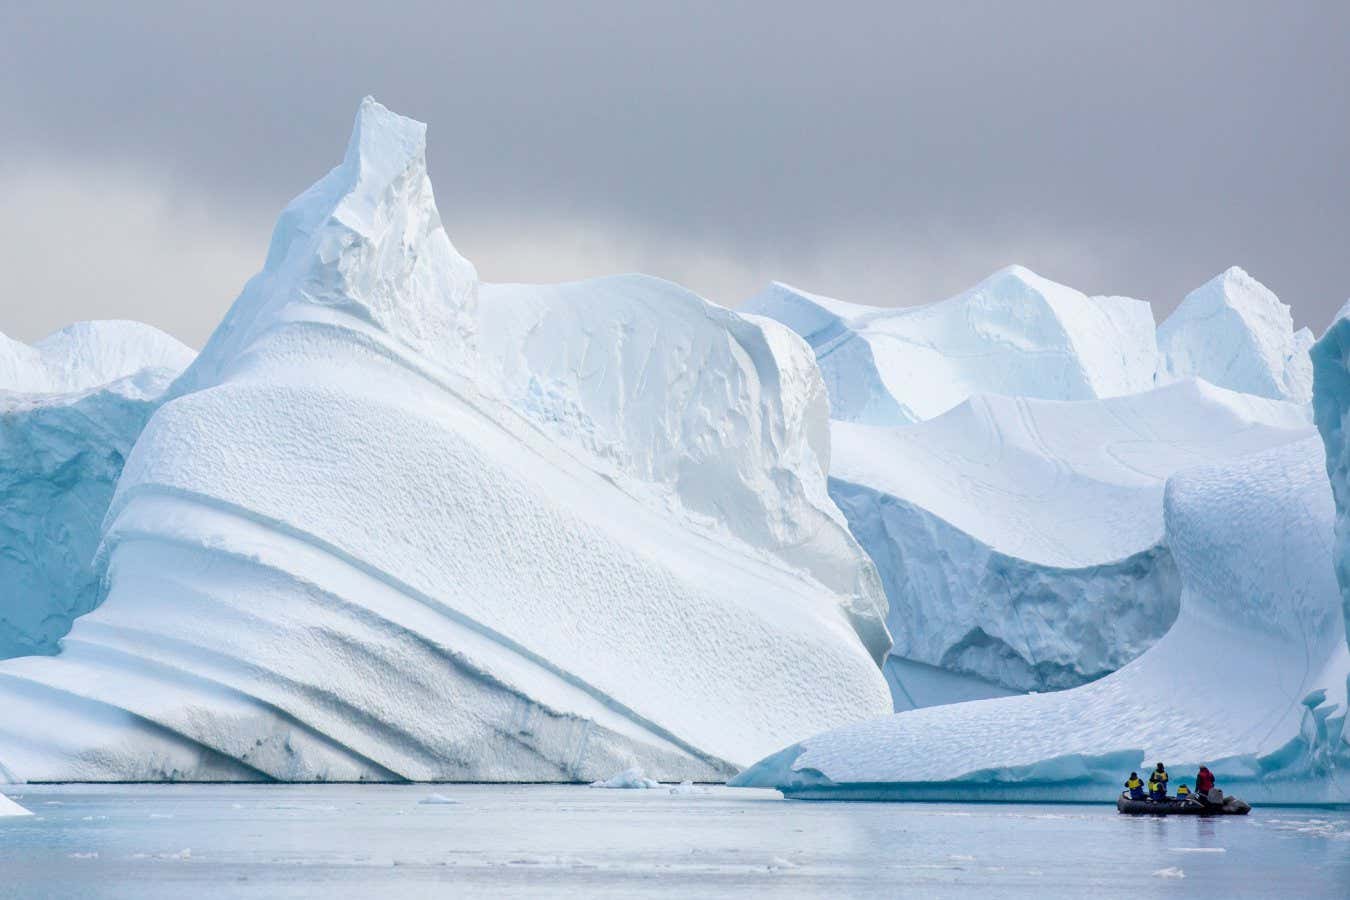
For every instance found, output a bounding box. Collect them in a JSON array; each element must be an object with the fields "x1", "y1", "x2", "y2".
[
  {"x1": 829, "y1": 381, "x2": 1312, "y2": 705},
  {"x1": 733, "y1": 435, "x2": 1350, "y2": 803},
  {"x1": 743, "y1": 270, "x2": 1157, "y2": 426},
  {"x1": 0, "y1": 98, "x2": 891, "y2": 784},
  {"x1": 1158, "y1": 267, "x2": 1314, "y2": 405},
  {"x1": 0, "y1": 322, "x2": 194, "y2": 658}
]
